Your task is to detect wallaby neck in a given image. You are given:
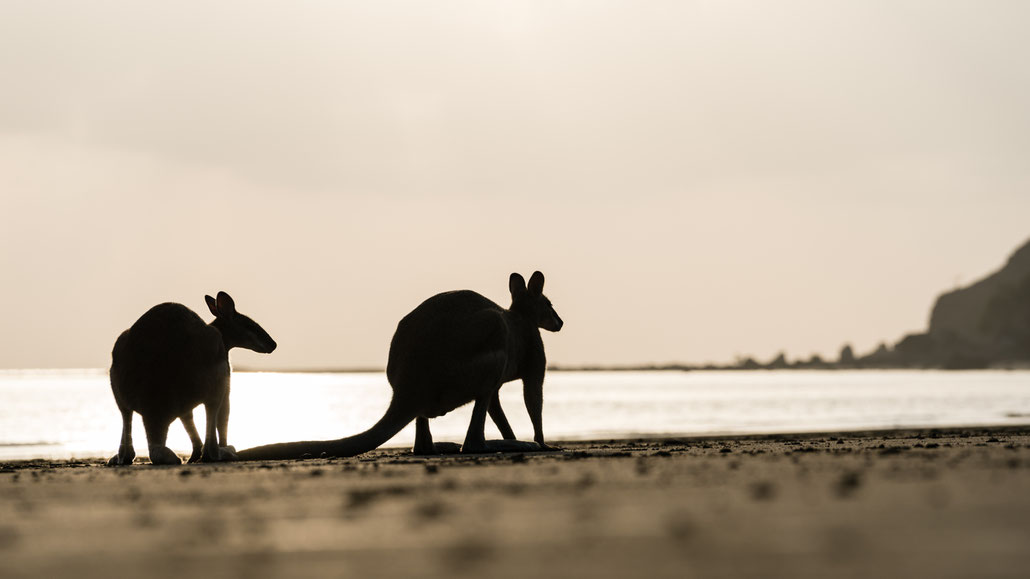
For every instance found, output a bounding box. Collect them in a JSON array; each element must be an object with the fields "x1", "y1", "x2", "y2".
[
  {"x1": 506, "y1": 303, "x2": 540, "y2": 334},
  {"x1": 503, "y1": 308, "x2": 545, "y2": 380},
  {"x1": 208, "y1": 319, "x2": 237, "y2": 351}
]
